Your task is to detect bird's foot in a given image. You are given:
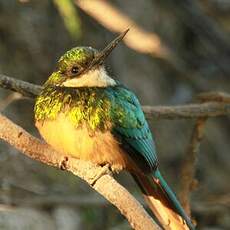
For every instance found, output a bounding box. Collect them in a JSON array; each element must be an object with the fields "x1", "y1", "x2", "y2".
[{"x1": 60, "y1": 156, "x2": 69, "y2": 170}]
